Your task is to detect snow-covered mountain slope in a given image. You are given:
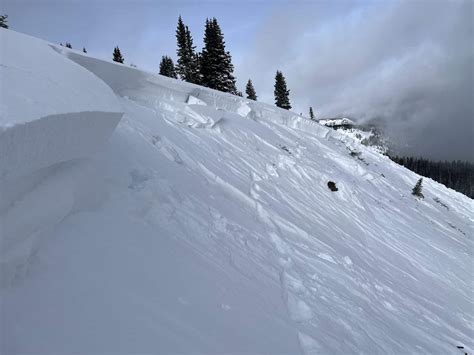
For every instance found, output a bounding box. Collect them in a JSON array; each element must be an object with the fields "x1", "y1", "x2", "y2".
[
  {"x1": 1, "y1": 30, "x2": 473, "y2": 354},
  {"x1": 318, "y1": 117, "x2": 355, "y2": 127},
  {"x1": 0, "y1": 29, "x2": 122, "y2": 290},
  {"x1": 318, "y1": 118, "x2": 389, "y2": 155}
]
